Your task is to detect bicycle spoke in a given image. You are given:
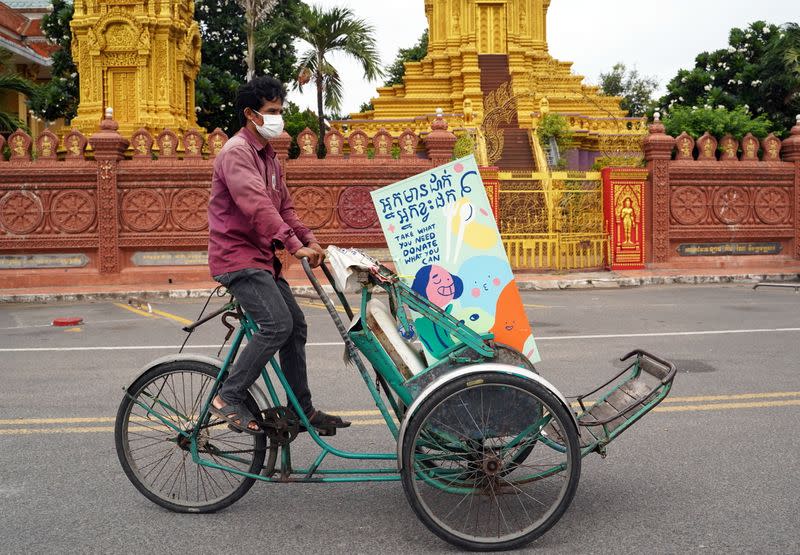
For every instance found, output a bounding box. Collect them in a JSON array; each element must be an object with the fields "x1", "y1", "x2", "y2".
[
  {"x1": 406, "y1": 378, "x2": 579, "y2": 547},
  {"x1": 118, "y1": 366, "x2": 263, "y2": 509}
]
